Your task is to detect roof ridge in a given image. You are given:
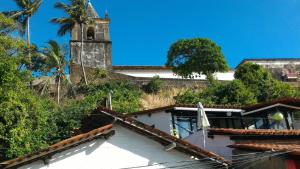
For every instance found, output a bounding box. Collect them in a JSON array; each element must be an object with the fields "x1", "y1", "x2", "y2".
[
  {"x1": 0, "y1": 124, "x2": 114, "y2": 168},
  {"x1": 228, "y1": 143, "x2": 300, "y2": 156},
  {"x1": 97, "y1": 107, "x2": 230, "y2": 165}
]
